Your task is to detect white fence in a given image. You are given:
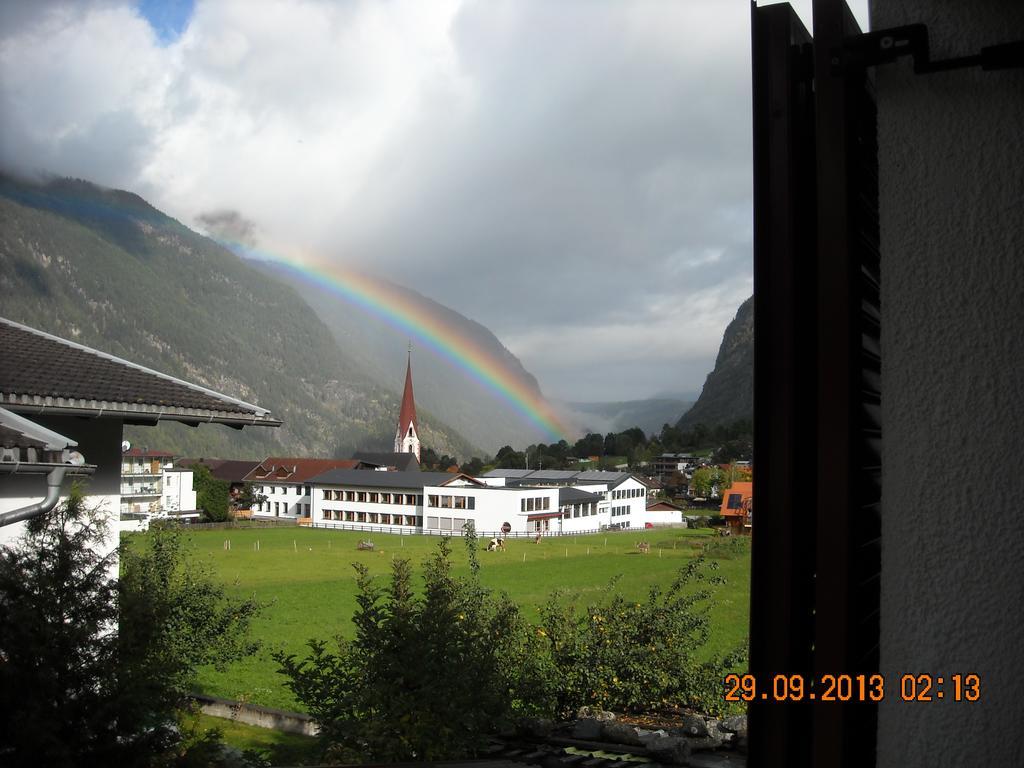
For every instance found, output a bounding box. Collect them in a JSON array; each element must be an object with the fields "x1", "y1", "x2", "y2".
[{"x1": 307, "y1": 521, "x2": 637, "y2": 538}]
